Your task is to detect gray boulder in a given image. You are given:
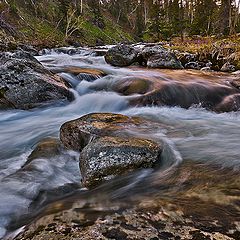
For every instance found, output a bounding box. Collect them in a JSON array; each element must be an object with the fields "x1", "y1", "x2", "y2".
[
  {"x1": 105, "y1": 44, "x2": 139, "y2": 67},
  {"x1": 0, "y1": 51, "x2": 73, "y2": 109},
  {"x1": 80, "y1": 136, "x2": 162, "y2": 188},
  {"x1": 141, "y1": 45, "x2": 183, "y2": 69}
]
